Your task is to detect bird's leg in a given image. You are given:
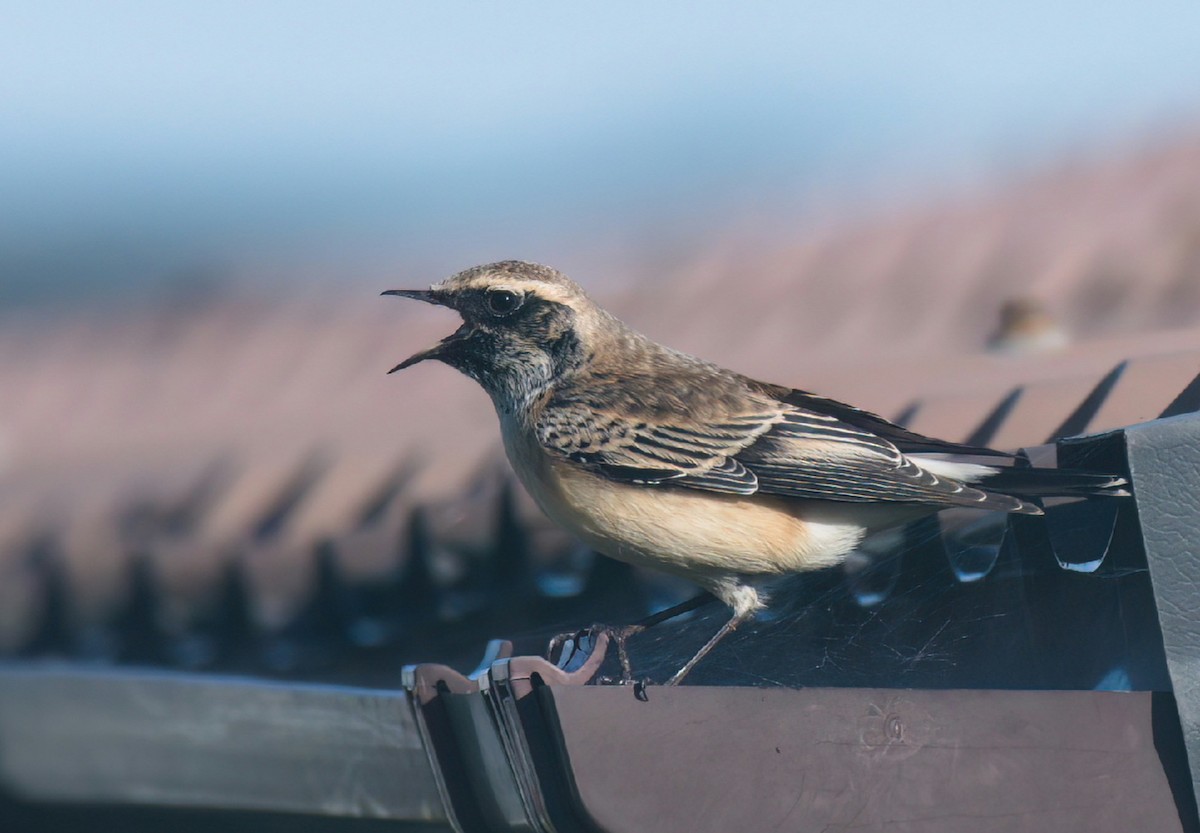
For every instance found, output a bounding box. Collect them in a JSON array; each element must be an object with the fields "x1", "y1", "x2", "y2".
[
  {"x1": 660, "y1": 581, "x2": 763, "y2": 686},
  {"x1": 547, "y1": 593, "x2": 717, "y2": 682},
  {"x1": 609, "y1": 593, "x2": 719, "y2": 682},
  {"x1": 611, "y1": 623, "x2": 640, "y2": 683},
  {"x1": 665, "y1": 607, "x2": 754, "y2": 686},
  {"x1": 619, "y1": 592, "x2": 710, "y2": 638}
]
